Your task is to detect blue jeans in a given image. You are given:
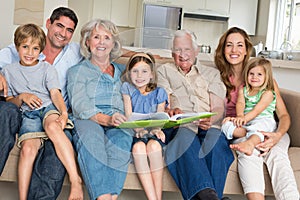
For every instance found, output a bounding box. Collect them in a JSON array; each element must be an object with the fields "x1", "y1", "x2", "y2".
[
  {"x1": 0, "y1": 100, "x2": 69, "y2": 199},
  {"x1": 72, "y1": 119, "x2": 133, "y2": 200},
  {"x1": 0, "y1": 101, "x2": 21, "y2": 173},
  {"x1": 164, "y1": 127, "x2": 234, "y2": 200}
]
